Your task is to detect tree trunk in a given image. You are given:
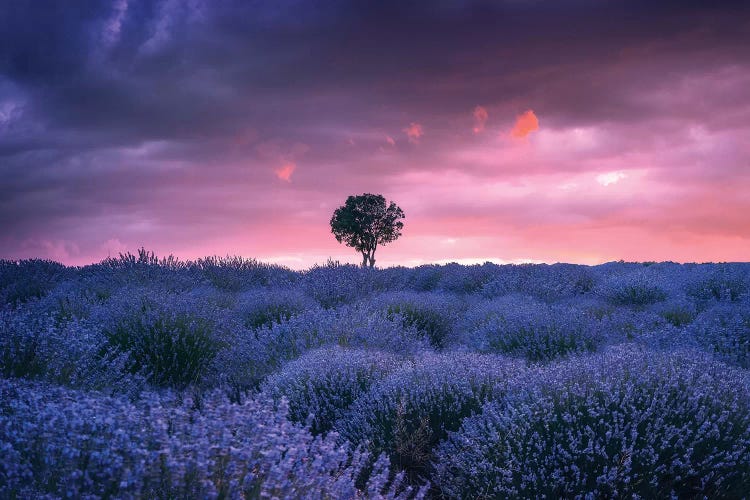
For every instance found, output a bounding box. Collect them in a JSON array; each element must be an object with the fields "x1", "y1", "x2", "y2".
[
  {"x1": 361, "y1": 251, "x2": 369, "y2": 268},
  {"x1": 368, "y1": 253, "x2": 376, "y2": 268}
]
